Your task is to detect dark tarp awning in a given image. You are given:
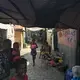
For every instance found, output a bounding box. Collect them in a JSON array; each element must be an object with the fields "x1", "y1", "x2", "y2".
[
  {"x1": 60, "y1": 3, "x2": 80, "y2": 29},
  {"x1": 0, "y1": 0, "x2": 80, "y2": 27}
]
